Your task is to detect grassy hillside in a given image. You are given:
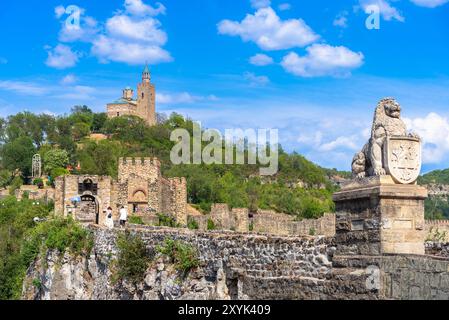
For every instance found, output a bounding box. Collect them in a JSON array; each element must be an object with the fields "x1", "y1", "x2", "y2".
[
  {"x1": 0, "y1": 107, "x2": 336, "y2": 219},
  {"x1": 419, "y1": 169, "x2": 449, "y2": 185}
]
